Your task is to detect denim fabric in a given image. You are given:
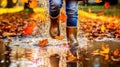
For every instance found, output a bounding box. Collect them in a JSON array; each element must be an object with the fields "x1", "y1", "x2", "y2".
[{"x1": 49, "y1": 0, "x2": 78, "y2": 26}]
